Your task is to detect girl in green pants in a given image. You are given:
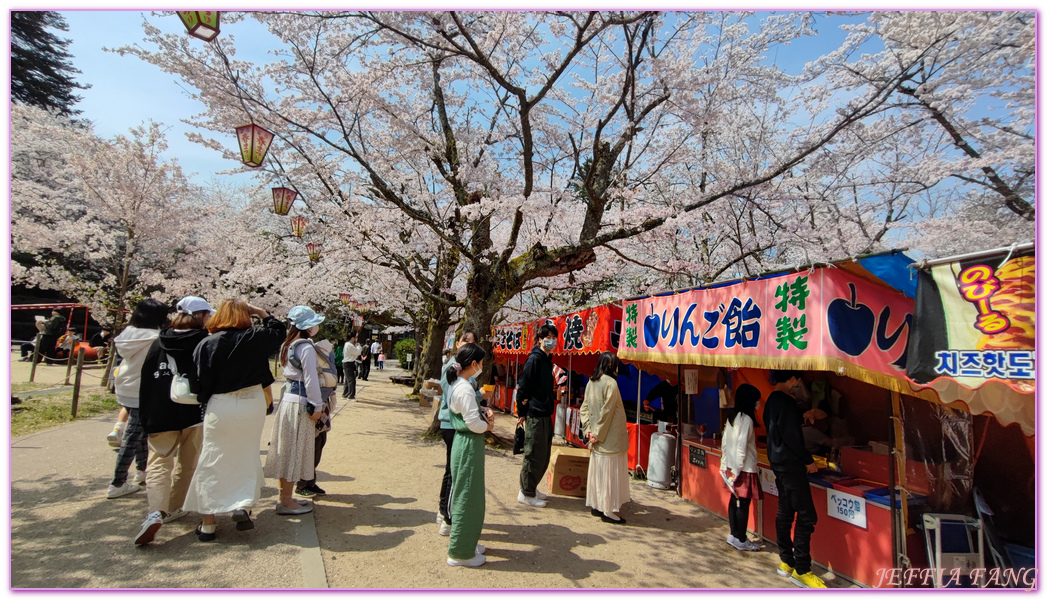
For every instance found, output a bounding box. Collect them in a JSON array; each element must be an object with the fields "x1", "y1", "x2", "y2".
[{"x1": 445, "y1": 343, "x2": 493, "y2": 568}]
